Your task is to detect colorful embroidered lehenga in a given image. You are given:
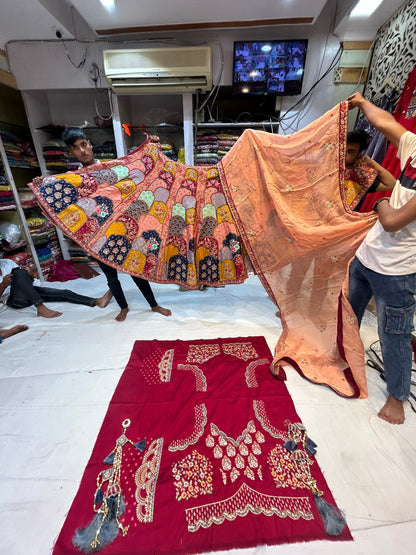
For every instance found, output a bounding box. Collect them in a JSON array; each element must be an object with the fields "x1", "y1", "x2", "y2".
[{"x1": 29, "y1": 102, "x2": 376, "y2": 397}]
